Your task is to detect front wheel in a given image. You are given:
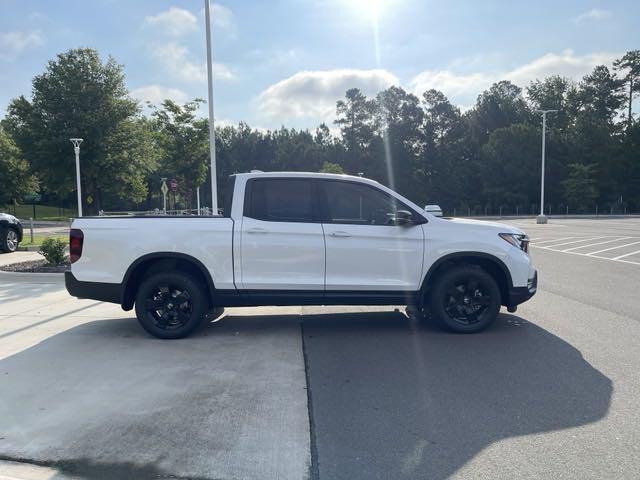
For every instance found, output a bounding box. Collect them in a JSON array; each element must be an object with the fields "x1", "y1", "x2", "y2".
[
  {"x1": 429, "y1": 265, "x2": 501, "y2": 333},
  {"x1": 134, "y1": 272, "x2": 208, "y2": 339},
  {"x1": 0, "y1": 228, "x2": 19, "y2": 253}
]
